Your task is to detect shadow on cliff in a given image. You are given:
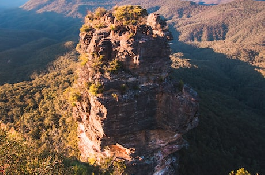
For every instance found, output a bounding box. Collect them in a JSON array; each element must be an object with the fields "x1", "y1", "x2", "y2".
[
  {"x1": 0, "y1": 8, "x2": 82, "y2": 85},
  {"x1": 168, "y1": 26, "x2": 265, "y2": 175}
]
